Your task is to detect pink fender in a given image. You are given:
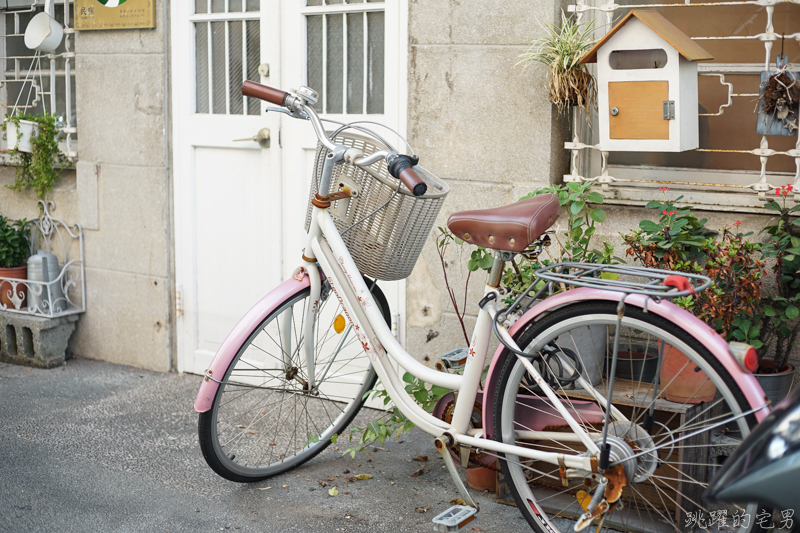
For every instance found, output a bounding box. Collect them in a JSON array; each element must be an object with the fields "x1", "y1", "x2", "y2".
[
  {"x1": 481, "y1": 288, "x2": 770, "y2": 438},
  {"x1": 193, "y1": 274, "x2": 311, "y2": 413}
]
